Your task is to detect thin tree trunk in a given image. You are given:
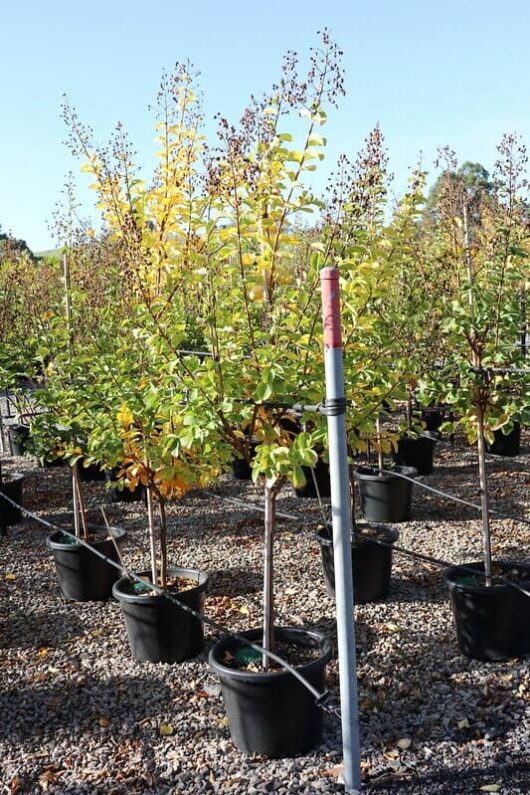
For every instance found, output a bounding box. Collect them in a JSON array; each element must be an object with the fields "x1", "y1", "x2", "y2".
[
  {"x1": 73, "y1": 468, "x2": 88, "y2": 542},
  {"x1": 158, "y1": 496, "x2": 168, "y2": 589},
  {"x1": 146, "y1": 487, "x2": 158, "y2": 586},
  {"x1": 262, "y1": 480, "x2": 278, "y2": 670},
  {"x1": 376, "y1": 416, "x2": 384, "y2": 473},
  {"x1": 463, "y1": 201, "x2": 492, "y2": 586},
  {"x1": 72, "y1": 464, "x2": 81, "y2": 538}
]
